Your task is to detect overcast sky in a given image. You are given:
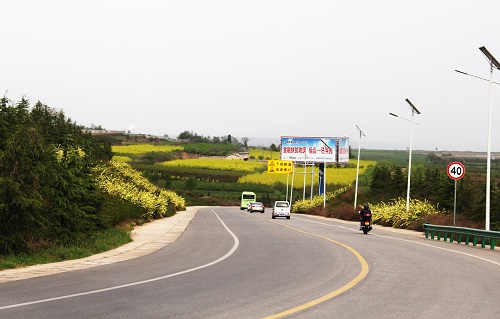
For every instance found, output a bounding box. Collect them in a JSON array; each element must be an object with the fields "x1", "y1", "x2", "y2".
[{"x1": 2, "y1": 1, "x2": 500, "y2": 151}]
